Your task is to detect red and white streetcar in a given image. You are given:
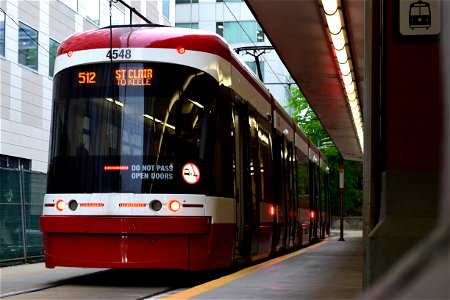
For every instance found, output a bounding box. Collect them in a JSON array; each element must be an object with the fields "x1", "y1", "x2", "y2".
[{"x1": 40, "y1": 25, "x2": 330, "y2": 270}]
